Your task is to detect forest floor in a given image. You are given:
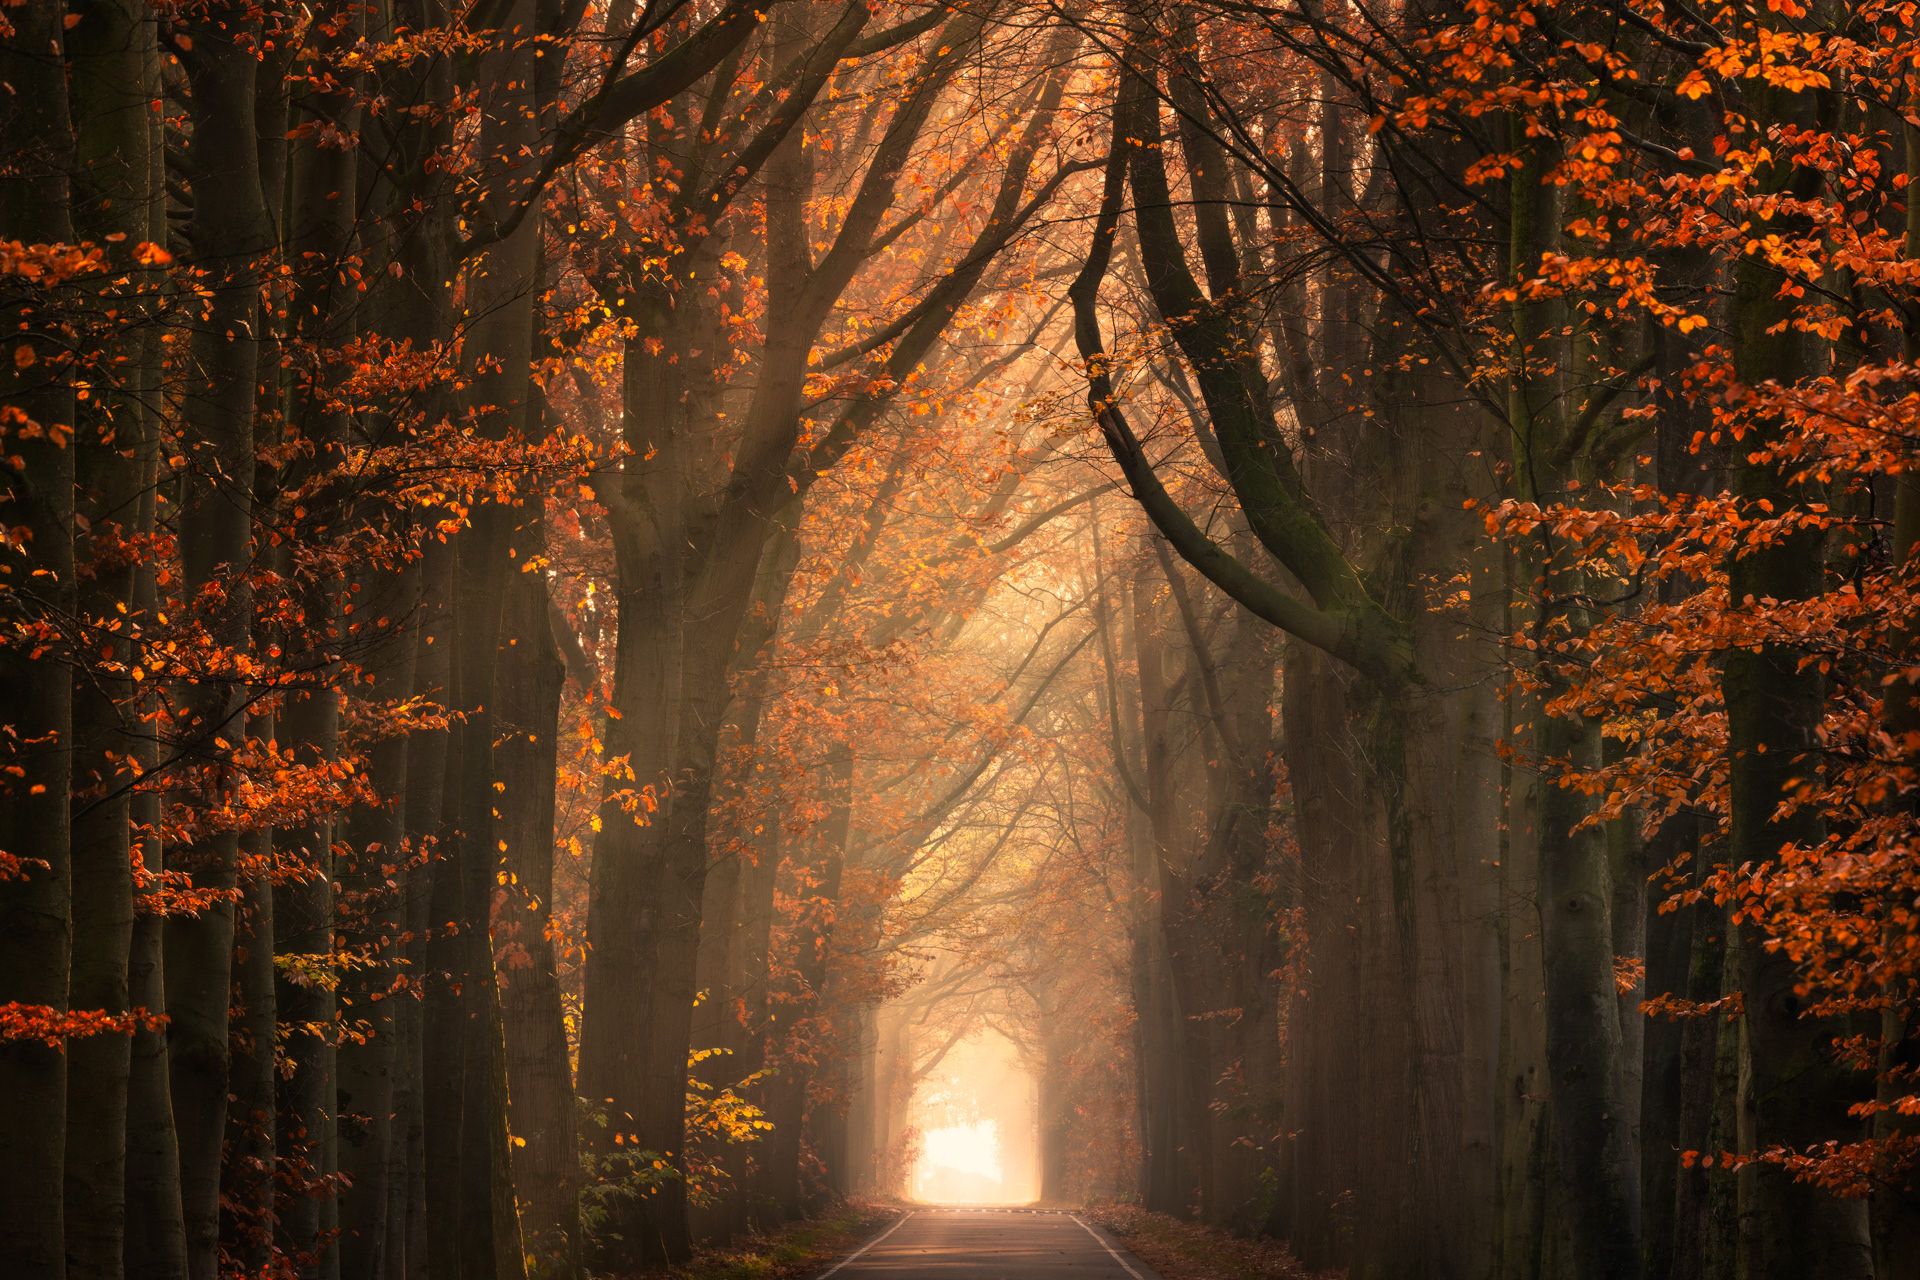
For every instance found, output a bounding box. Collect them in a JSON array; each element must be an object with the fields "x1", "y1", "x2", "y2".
[
  {"x1": 671, "y1": 1201, "x2": 901, "y2": 1280},
  {"x1": 1085, "y1": 1205, "x2": 1331, "y2": 1280}
]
